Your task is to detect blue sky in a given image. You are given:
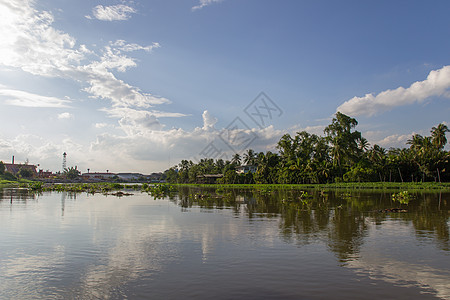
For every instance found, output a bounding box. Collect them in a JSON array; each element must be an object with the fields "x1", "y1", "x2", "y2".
[{"x1": 0, "y1": 0, "x2": 449, "y2": 173}]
